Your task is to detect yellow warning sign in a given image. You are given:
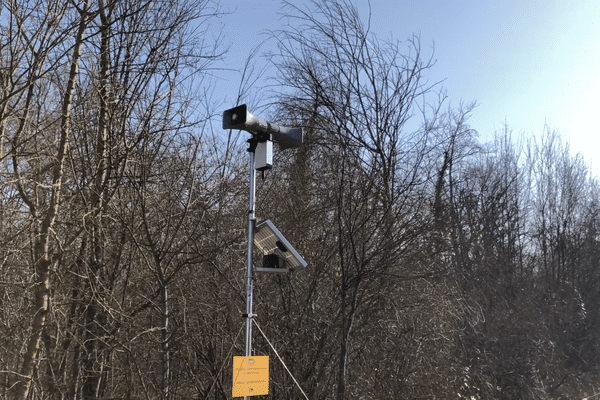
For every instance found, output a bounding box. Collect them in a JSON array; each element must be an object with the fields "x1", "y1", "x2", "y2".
[{"x1": 232, "y1": 356, "x2": 269, "y2": 397}]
